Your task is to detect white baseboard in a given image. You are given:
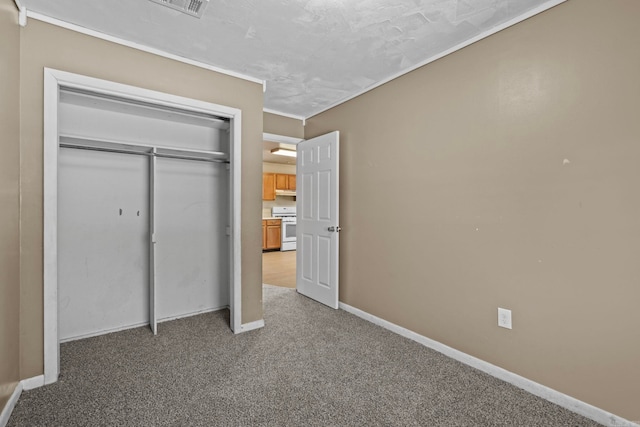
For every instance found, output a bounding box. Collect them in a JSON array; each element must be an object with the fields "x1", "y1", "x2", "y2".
[
  {"x1": 21, "y1": 375, "x2": 45, "y2": 391},
  {"x1": 158, "y1": 305, "x2": 228, "y2": 324},
  {"x1": 60, "y1": 320, "x2": 150, "y2": 343},
  {"x1": 60, "y1": 306, "x2": 230, "y2": 343},
  {"x1": 339, "y1": 302, "x2": 638, "y2": 427},
  {"x1": 239, "y1": 319, "x2": 265, "y2": 333},
  {"x1": 0, "y1": 382, "x2": 22, "y2": 427}
]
